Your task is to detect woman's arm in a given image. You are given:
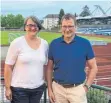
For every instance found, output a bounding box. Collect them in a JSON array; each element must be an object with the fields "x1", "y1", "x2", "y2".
[
  {"x1": 4, "y1": 39, "x2": 19, "y2": 100},
  {"x1": 4, "y1": 64, "x2": 13, "y2": 100}
]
